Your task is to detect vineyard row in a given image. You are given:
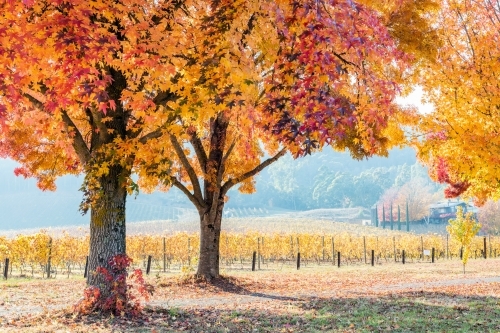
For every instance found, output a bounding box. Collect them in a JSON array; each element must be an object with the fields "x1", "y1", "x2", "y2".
[{"x1": 0, "y1": 232, "x2": 498, "y2": 277}]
